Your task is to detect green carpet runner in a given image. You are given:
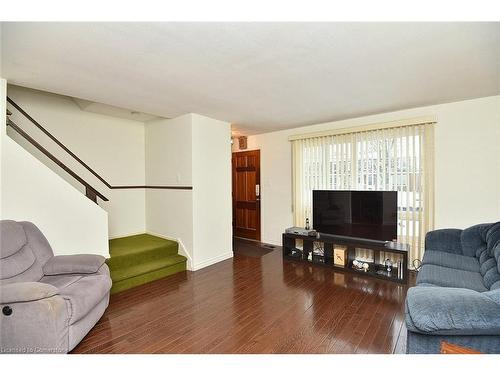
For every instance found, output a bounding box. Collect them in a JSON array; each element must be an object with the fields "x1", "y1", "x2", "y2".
[{"x1": 107, "y1": 234, "x2": 187, "y2": 294}]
